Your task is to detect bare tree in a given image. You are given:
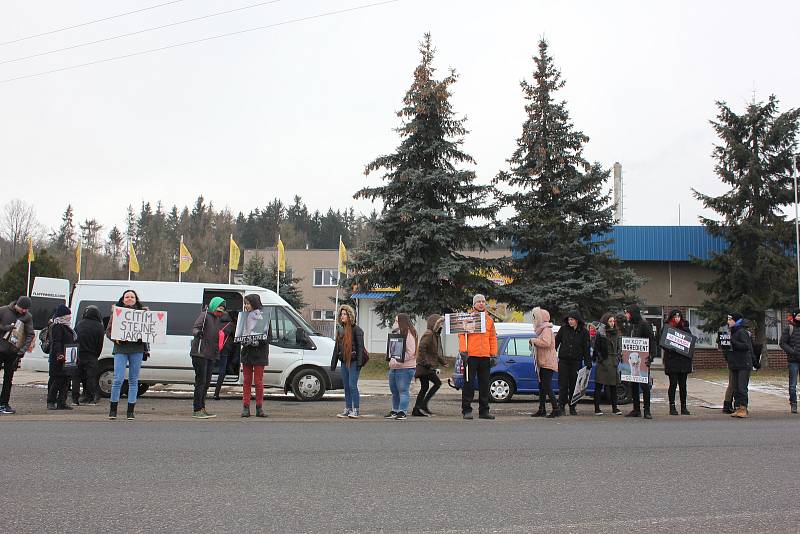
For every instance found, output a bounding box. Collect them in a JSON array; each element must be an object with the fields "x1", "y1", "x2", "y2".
[{"x1": 0, "y1": 199, "x2": 41, "y2": 259}]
